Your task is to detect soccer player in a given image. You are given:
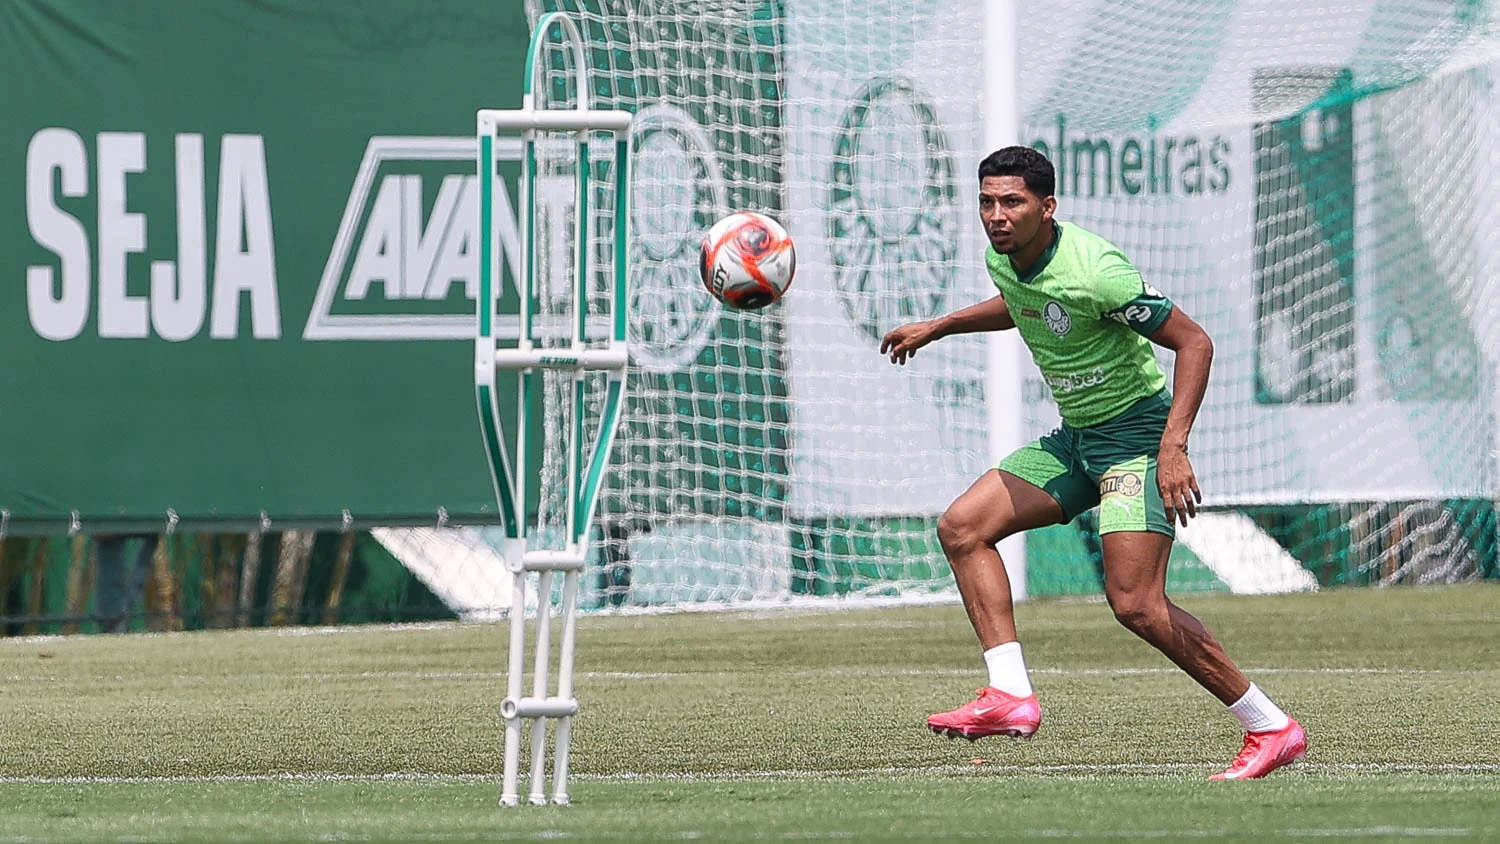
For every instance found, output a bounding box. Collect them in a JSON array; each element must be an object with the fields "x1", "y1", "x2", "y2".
[{"x1": 879, "y1": 146, "x2": 1306, "y2": 780}]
